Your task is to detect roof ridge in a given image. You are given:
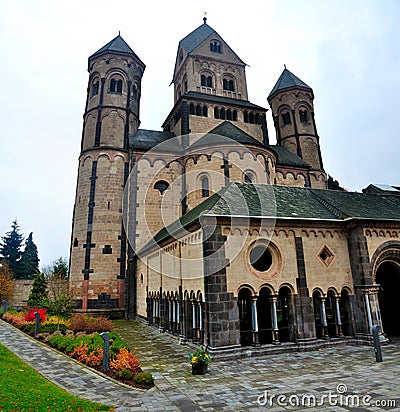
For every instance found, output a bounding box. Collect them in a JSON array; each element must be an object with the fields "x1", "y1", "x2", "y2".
[{"x1": 310, "y1": 189, "x2": 348, "y2": 219}]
